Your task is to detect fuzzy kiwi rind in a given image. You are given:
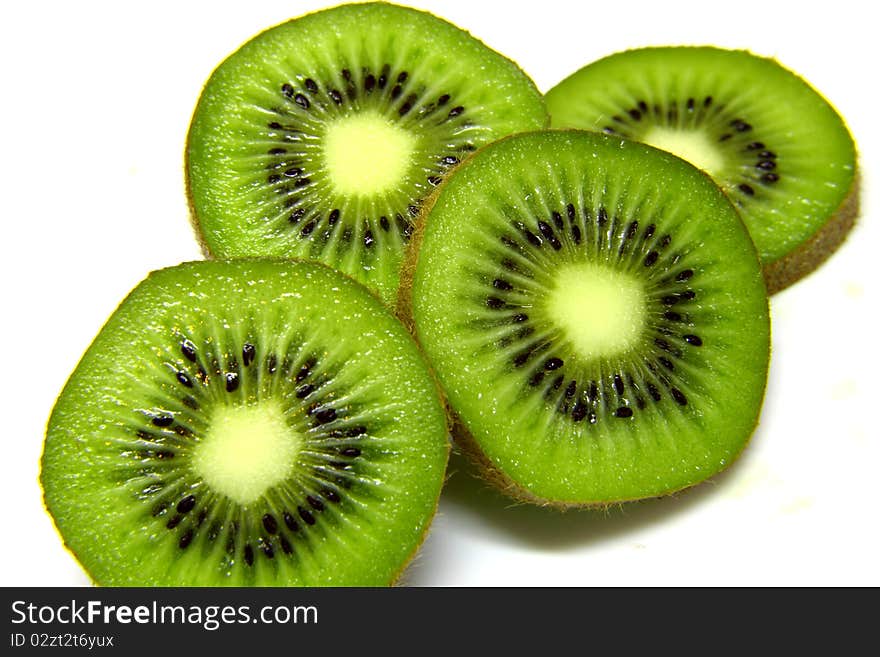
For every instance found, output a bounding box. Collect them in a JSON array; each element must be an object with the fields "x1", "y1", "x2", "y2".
[
  {"x1": 41, "y1": 259, "x2": 450, "y2": 586},
  {"x1": 400, "y1": 130, "x2": 771, "y2": 507},
  {"x1": 763, "y1": 174, "x2": 859, "y2": 294},
  {"x1": 545, "y1": 46, "x2": 859, "y2": 294},
  {"x1": 185, "y1": 2, "x2": 548, "y2": 305}
]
